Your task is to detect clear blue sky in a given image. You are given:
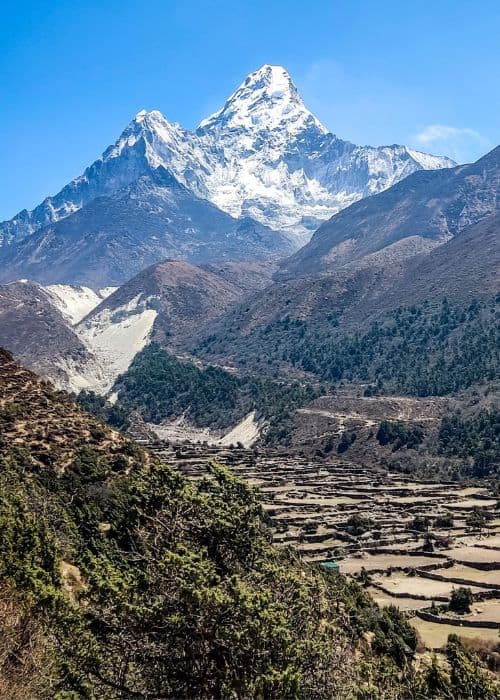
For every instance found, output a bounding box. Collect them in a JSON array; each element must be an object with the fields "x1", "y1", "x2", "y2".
[{"x1": 1, "y1": 0, "x2": 499, "y2": 220}]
